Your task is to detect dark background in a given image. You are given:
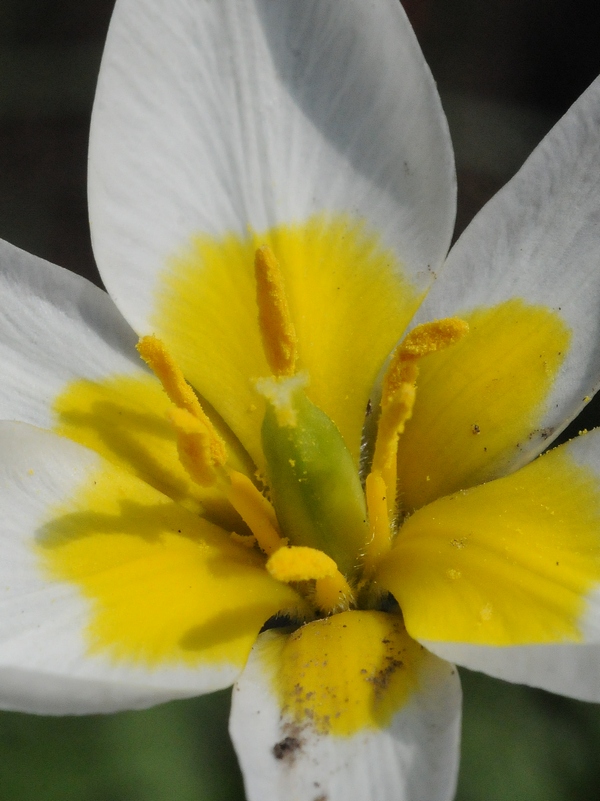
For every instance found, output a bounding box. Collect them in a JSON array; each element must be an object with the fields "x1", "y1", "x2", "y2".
[{"x1": 1, "y1": 1, "x2": 600, "y2": 799}]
